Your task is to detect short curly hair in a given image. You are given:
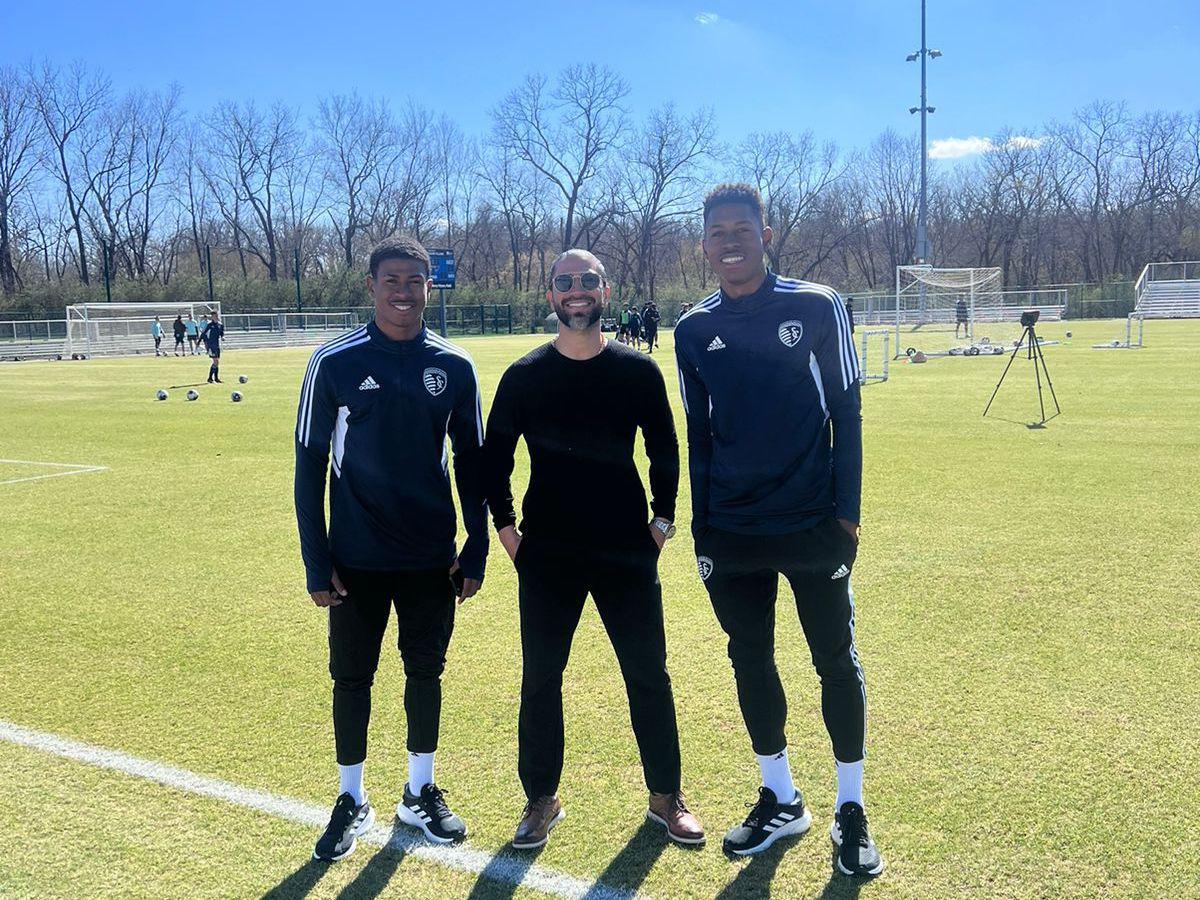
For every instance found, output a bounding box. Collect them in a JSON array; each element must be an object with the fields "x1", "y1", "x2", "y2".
[
  {"x1": 703, "y1": 183, "x2": 765, "y2": 226},
  {"x1": 368, "y1": 235, "x2": 431, "y2": 278}
]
